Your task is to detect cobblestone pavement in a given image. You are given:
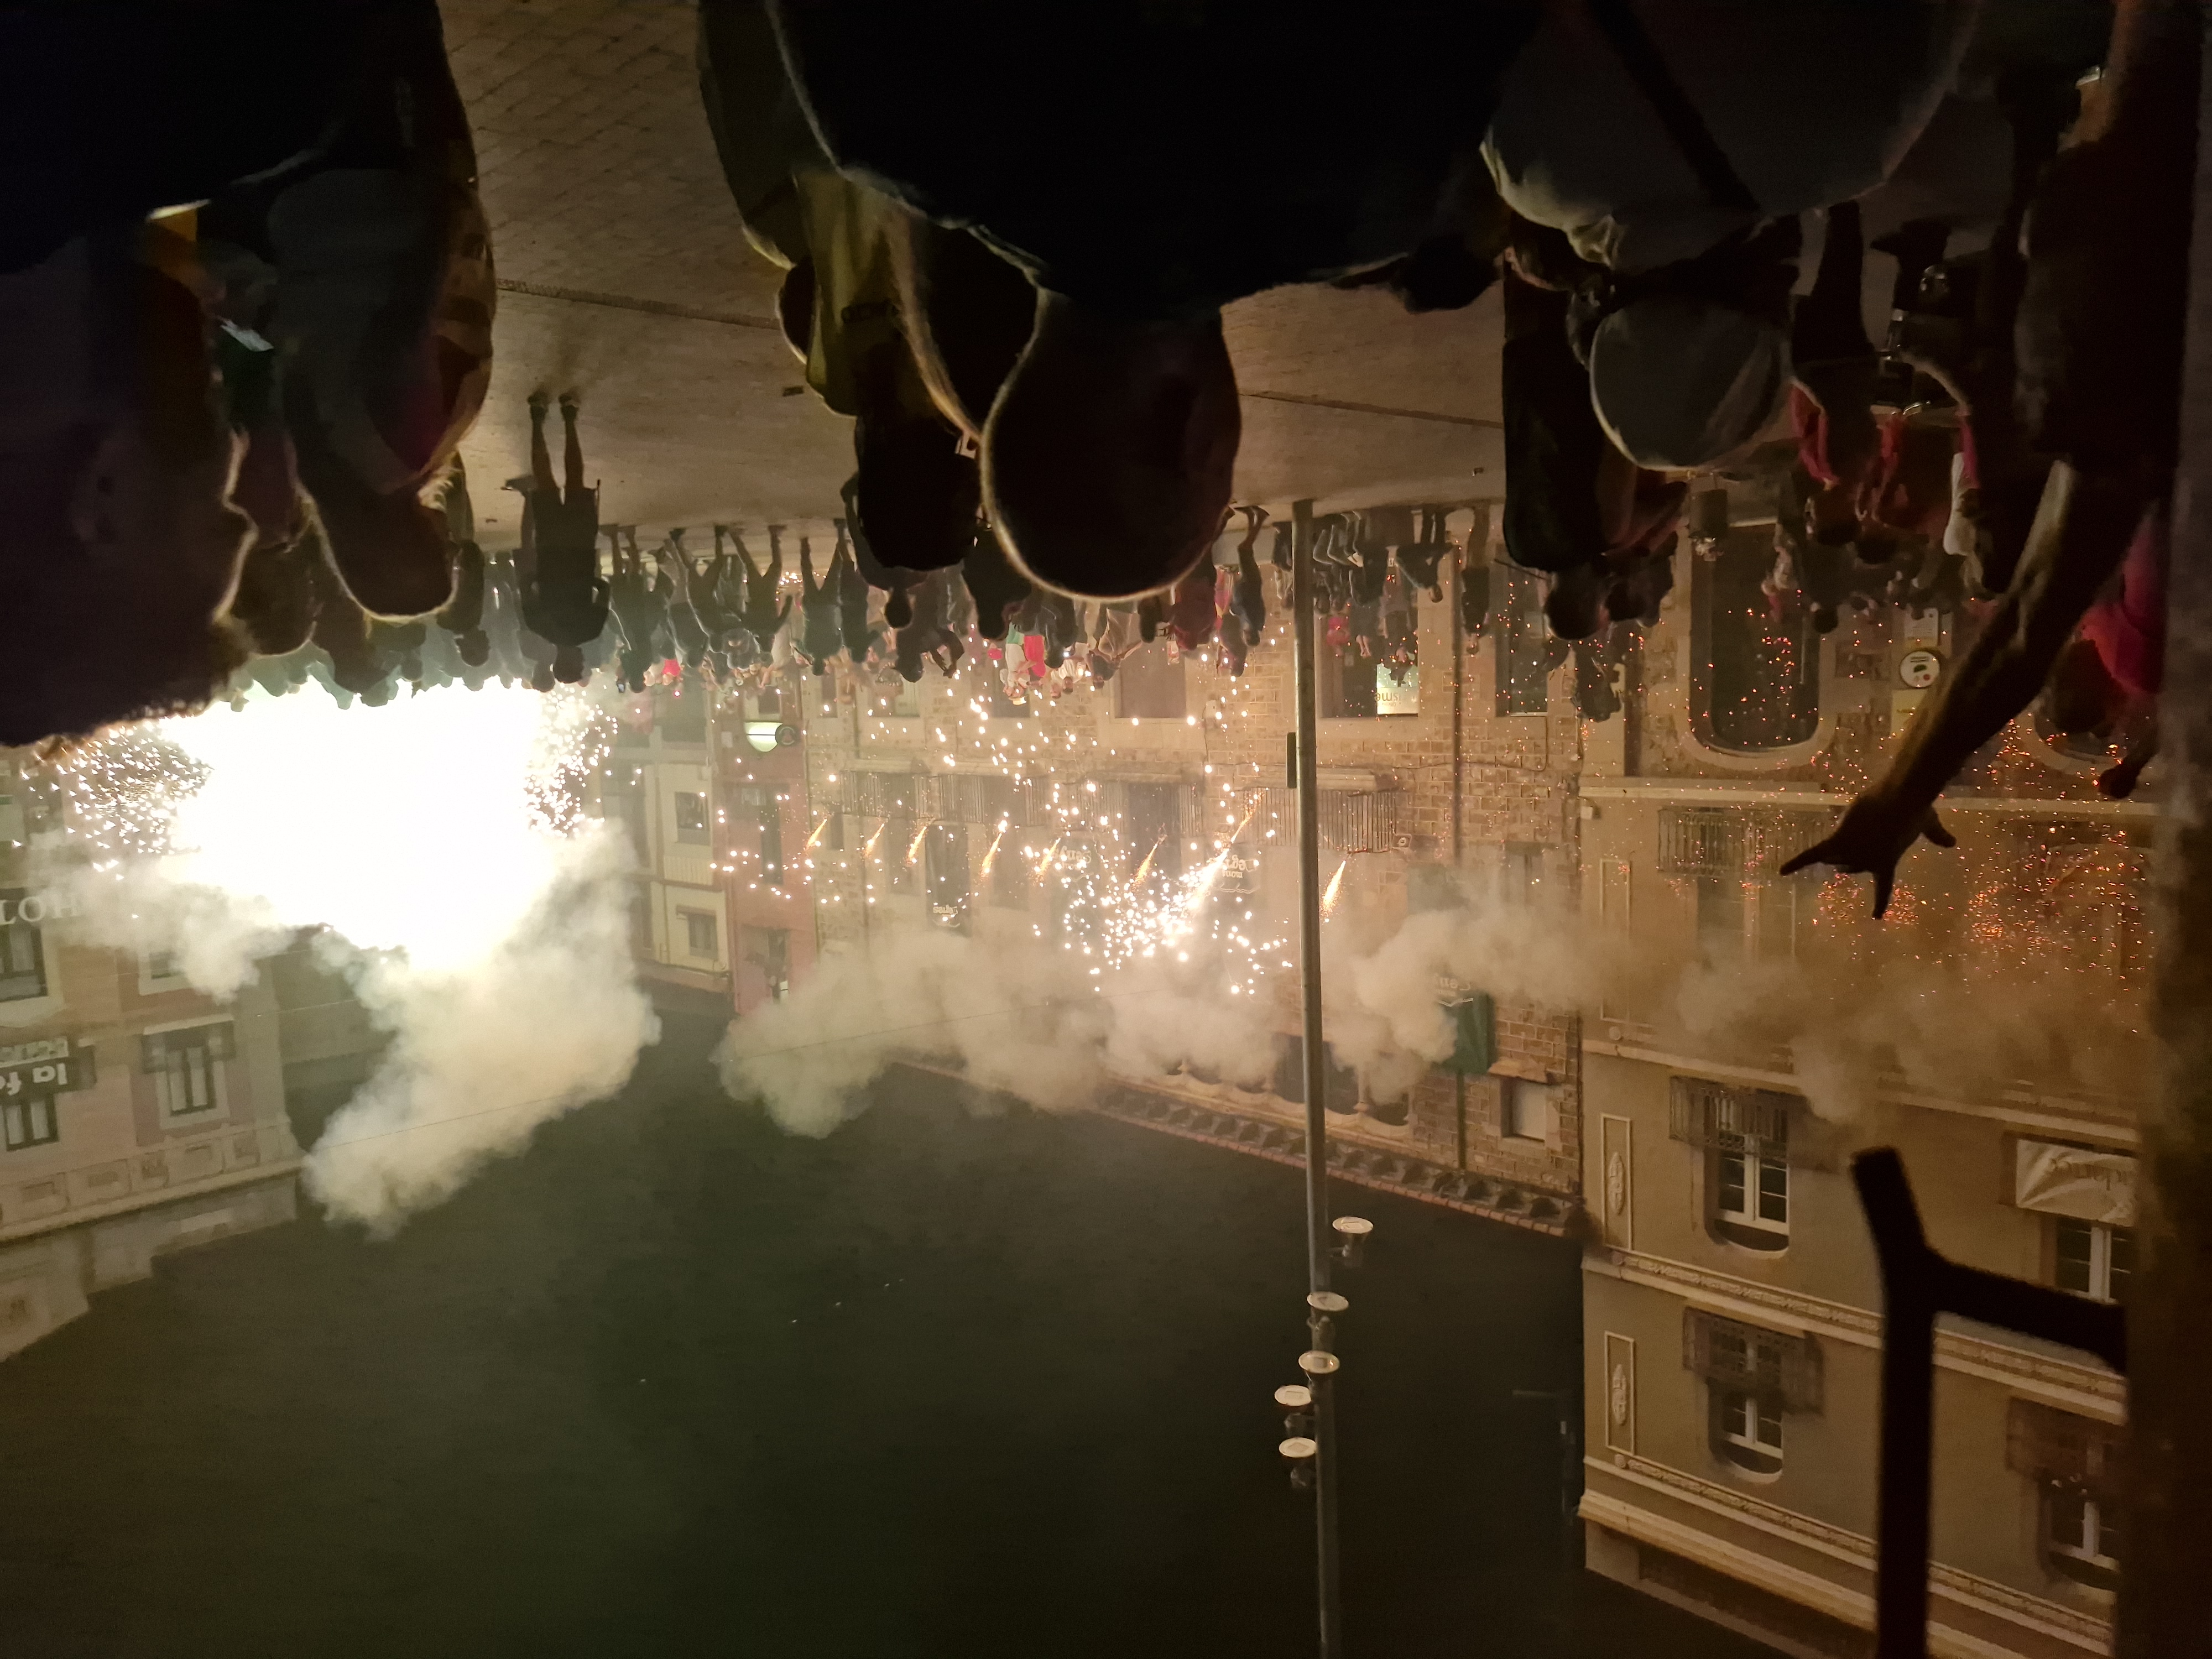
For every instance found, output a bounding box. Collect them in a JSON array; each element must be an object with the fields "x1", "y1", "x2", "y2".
[{"x1": 444, "y1": 0, "x2": 1504, "y2": 549}]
